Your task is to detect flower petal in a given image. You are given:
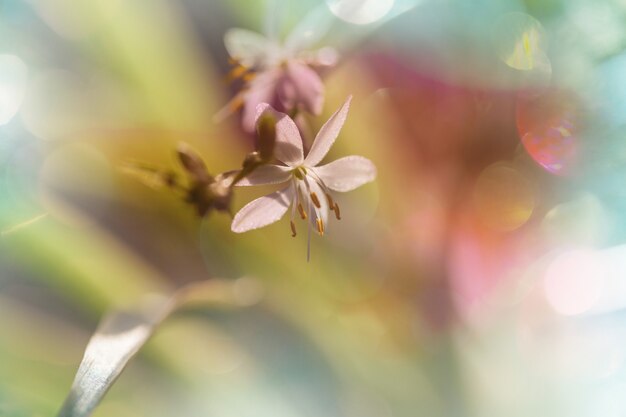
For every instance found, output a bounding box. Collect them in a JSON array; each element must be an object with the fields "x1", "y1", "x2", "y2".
[
  {"x1": 280, "y1": 61, "x2": 324, "y2": 115},
  {"x1": 231, "y1": 184, "x2": 293, "y2": 233},
  {"x1": 304, "y1": 96, "x2": 352, "y2": 166},
  {"x1": 235, "y1": 164, "x2": 292, "y2": 186},
  {"x1": 300, "y1": 47, "x2": 339, "y2": 67},
  {"x1": 313, "y1": 155, "x2": 377, "y2": 192},
  {"x1": 224, "y1": 28, "x2": 274, "y2": 68},
  {"x1": 255, "y1": 103, "x2": 304, "y2": 166},
  {"x1": 242, "y1": 70, "x2": 281, "y2": 132}
]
